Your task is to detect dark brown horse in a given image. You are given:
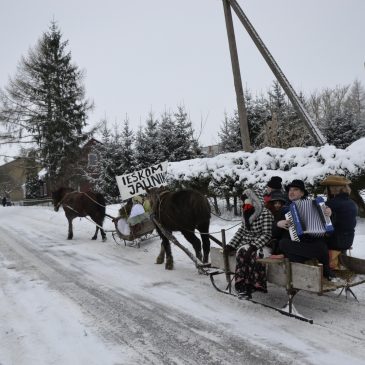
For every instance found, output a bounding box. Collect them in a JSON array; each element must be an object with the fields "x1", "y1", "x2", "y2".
[
  {"x1": 147, "y1": 187, "x2": 211, "y2": 270},
  {"x1": 52, "y1": 187, "x2": 106, "y2": 241}
]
